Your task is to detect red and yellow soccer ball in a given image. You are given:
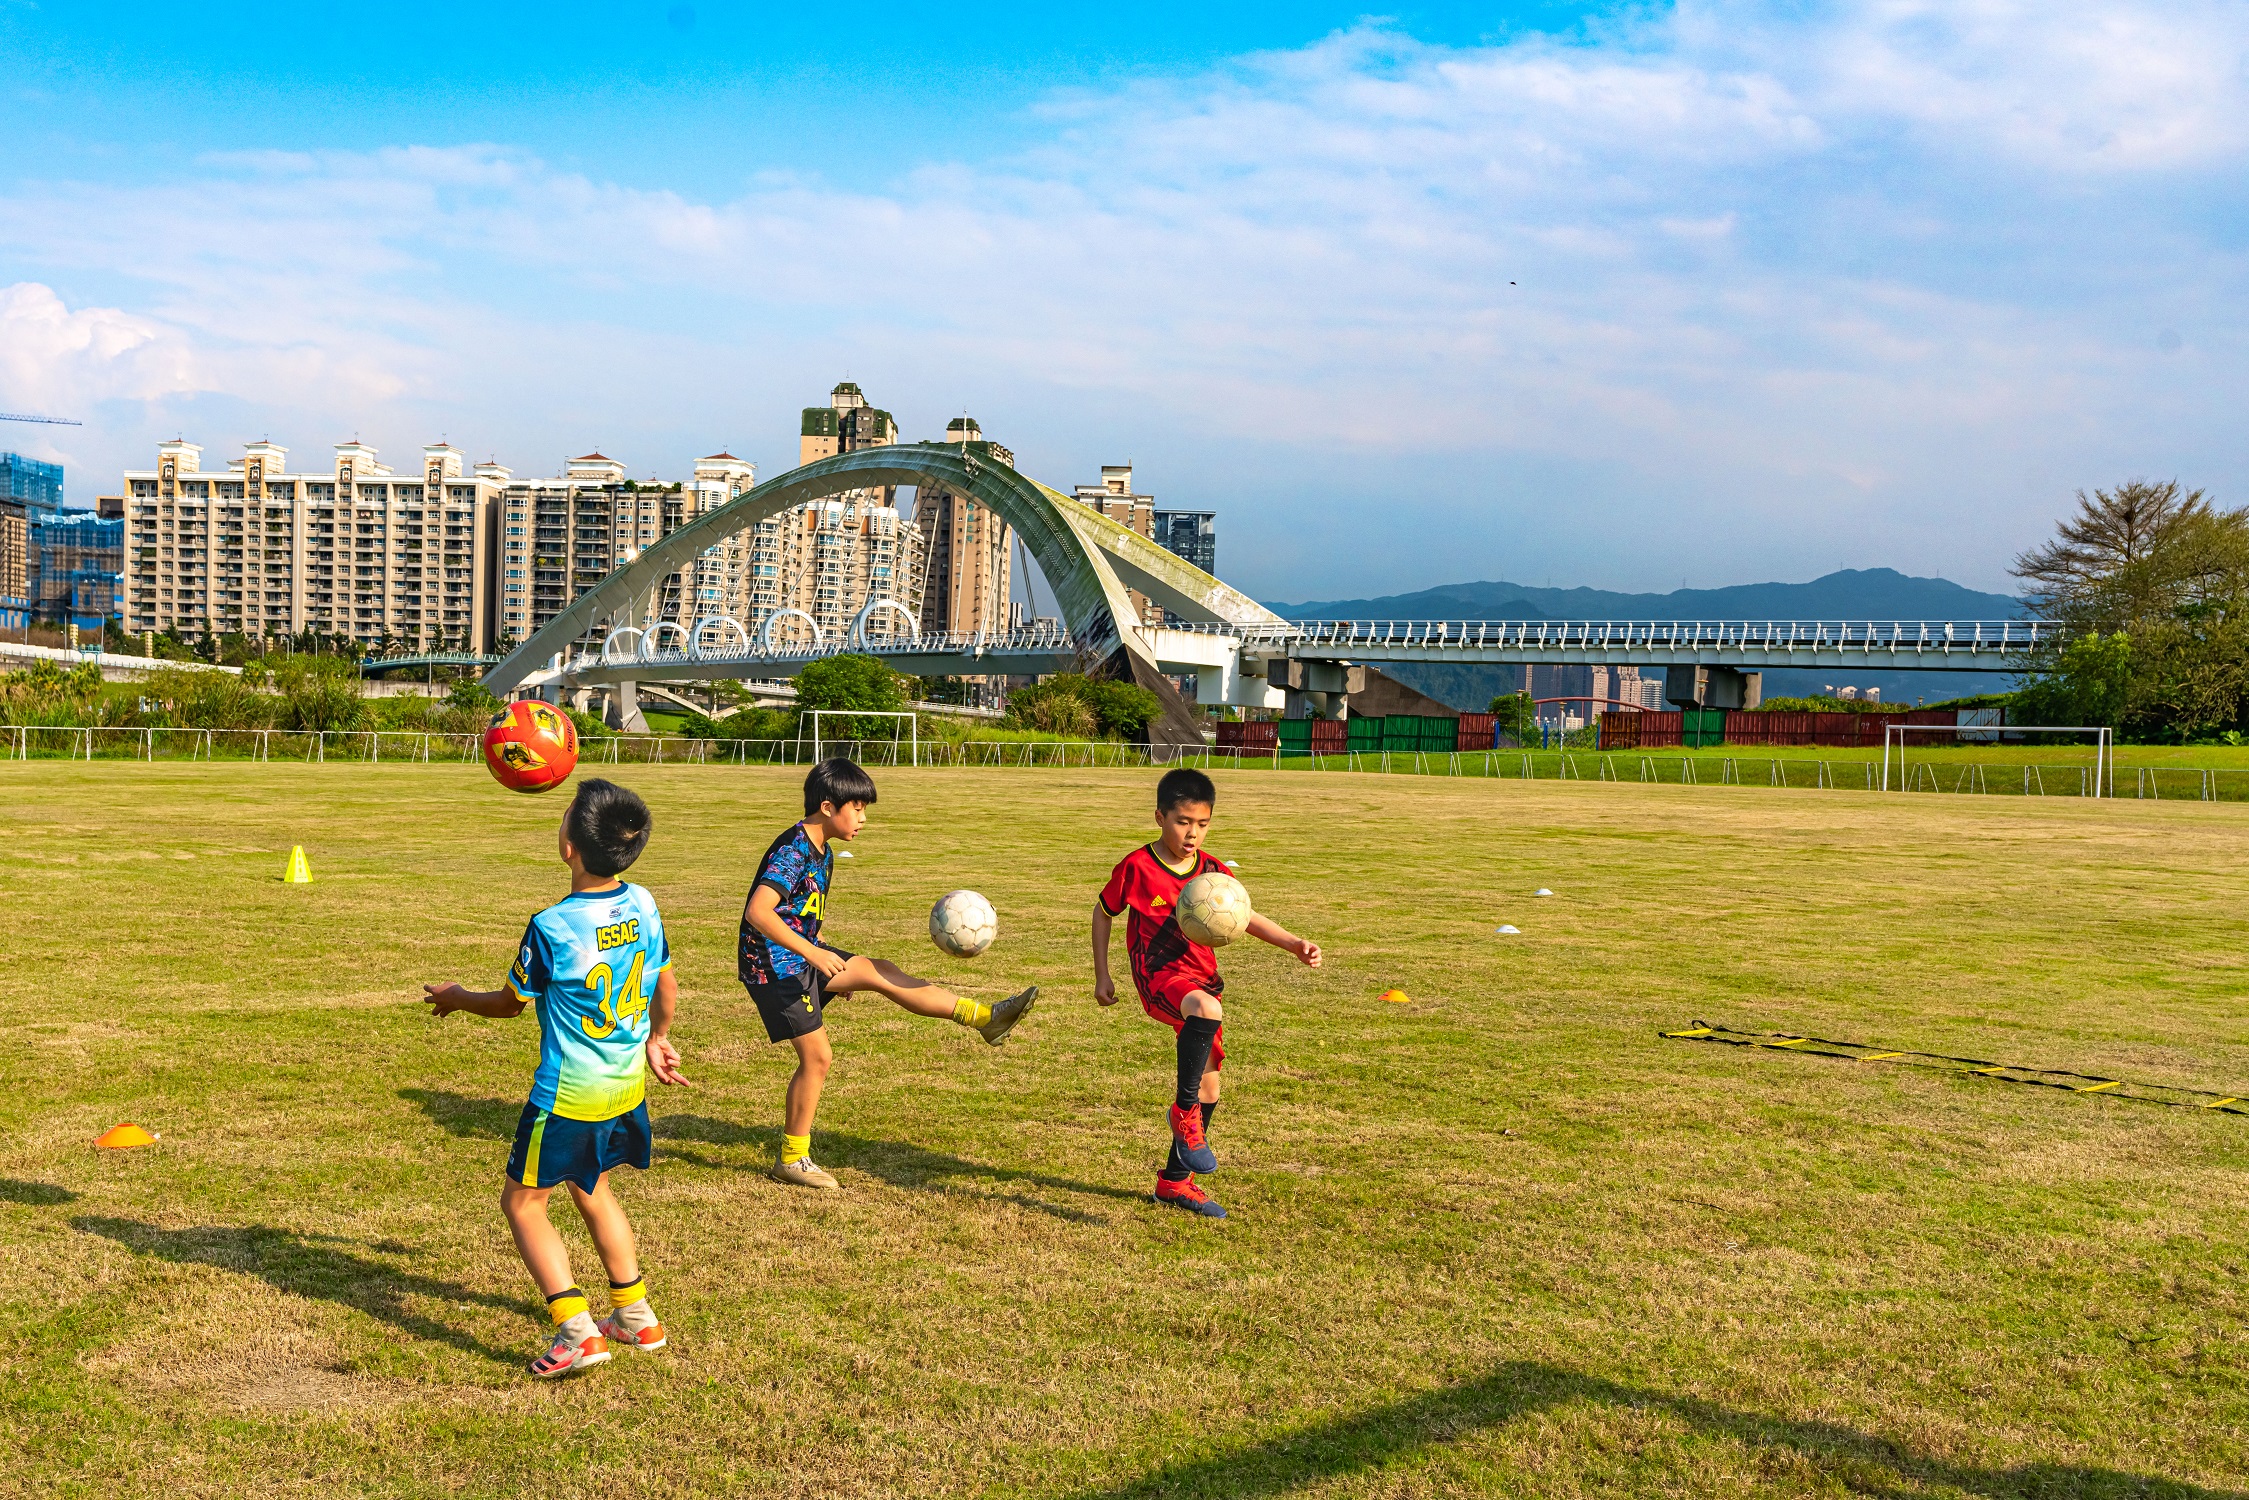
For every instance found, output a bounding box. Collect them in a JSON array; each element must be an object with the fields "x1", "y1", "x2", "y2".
[{"x1": 481, "y1": 700, "x2": 580, "y2": 794}]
